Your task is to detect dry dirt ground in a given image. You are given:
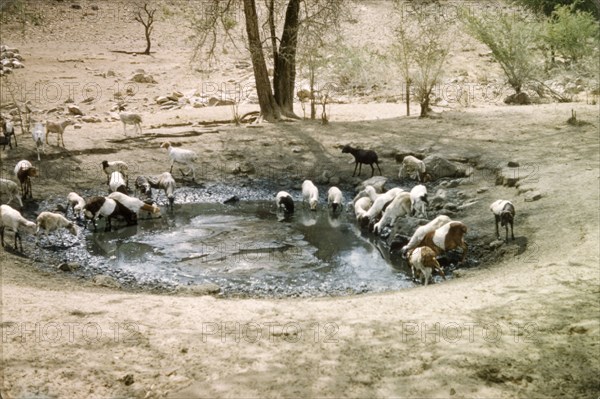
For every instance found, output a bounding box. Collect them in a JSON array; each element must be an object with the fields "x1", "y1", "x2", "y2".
[{"x1": 1, "y1": 1, "x2": 599, "y2": 398}]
